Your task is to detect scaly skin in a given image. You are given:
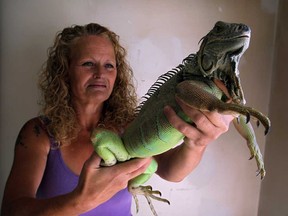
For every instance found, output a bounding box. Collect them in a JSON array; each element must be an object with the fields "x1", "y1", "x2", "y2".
[{"x1": 91, "y1": 21, "x2": 271, "y2": 216}]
